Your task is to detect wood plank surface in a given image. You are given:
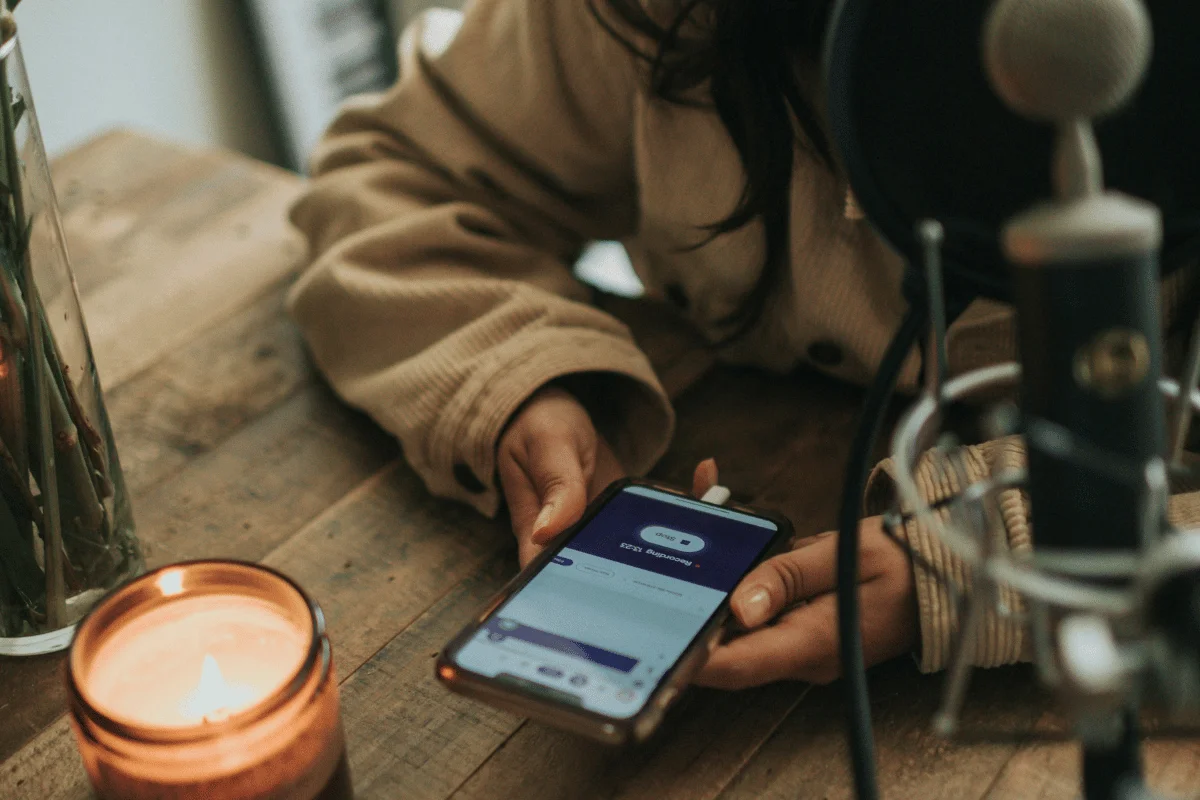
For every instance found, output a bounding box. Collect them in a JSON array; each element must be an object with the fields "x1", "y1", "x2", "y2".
[
  {"x1": 422, "y1": 367, "x2": 861, "y2": 800},
  {"x1": 984, "y1": 714, "x2": 1200, "y2": 799},
  {"x1": 51, "y1": 131, "x2": 306, "y2": 387},
  {"x1": 0, "y1": 133, "x2": 311, "y2": 764},
  {"x1": 6, "y1": 129, "x2": 1196, "y2": 800},
  {"x1": 0, "y1": 450, "x2": 515, "y2": 799},
  {"x1": 108, "y1": 282, "x2": 309, "y2": 497},
  {"x1": 714, "y1": 664, "x2": 1046, "y2": 800},
  {"x1": 0, "y1": 386, "x2": 398, "y2": 768},
  {"x1": 0, "y1": 286, "x2": 312, "y2": 761}
]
